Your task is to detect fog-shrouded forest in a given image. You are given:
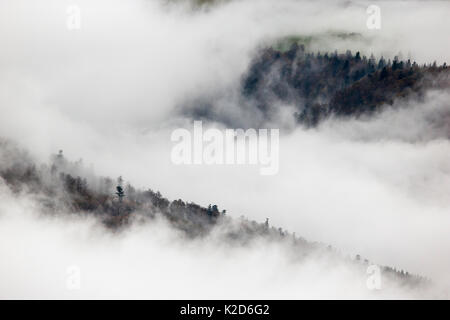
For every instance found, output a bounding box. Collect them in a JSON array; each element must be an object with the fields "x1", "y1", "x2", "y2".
[
  {"x1": 0, "y1": 138, "x2": 435, "y2": 298},
  {"x1": 1, "y1": 0, "x2": 450, "y2": 299},
  {"x1": 185, "y1": 43, "x2": 449, "y2": 127}
]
